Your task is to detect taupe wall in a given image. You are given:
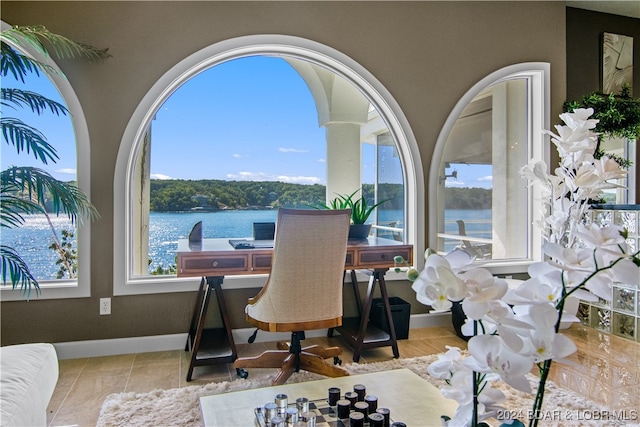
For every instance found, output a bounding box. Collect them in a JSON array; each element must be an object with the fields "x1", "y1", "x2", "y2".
[{"x1": 1, "y1": 1, "x2": 569, "y2": 346}]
